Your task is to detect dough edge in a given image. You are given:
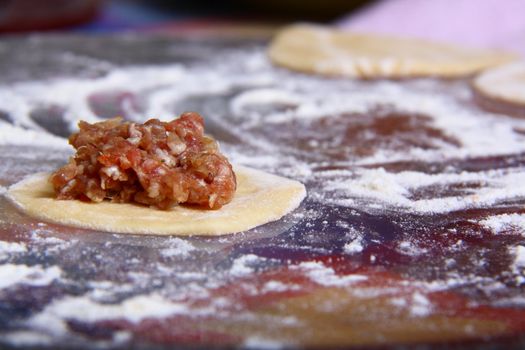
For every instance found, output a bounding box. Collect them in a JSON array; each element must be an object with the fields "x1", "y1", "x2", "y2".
[
  {"x1": 6, "y1": 165, "x2": 306, "y2": 236},
  {"x1": 472, "y1": 62, "x2": 525, "y2": 105}
]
